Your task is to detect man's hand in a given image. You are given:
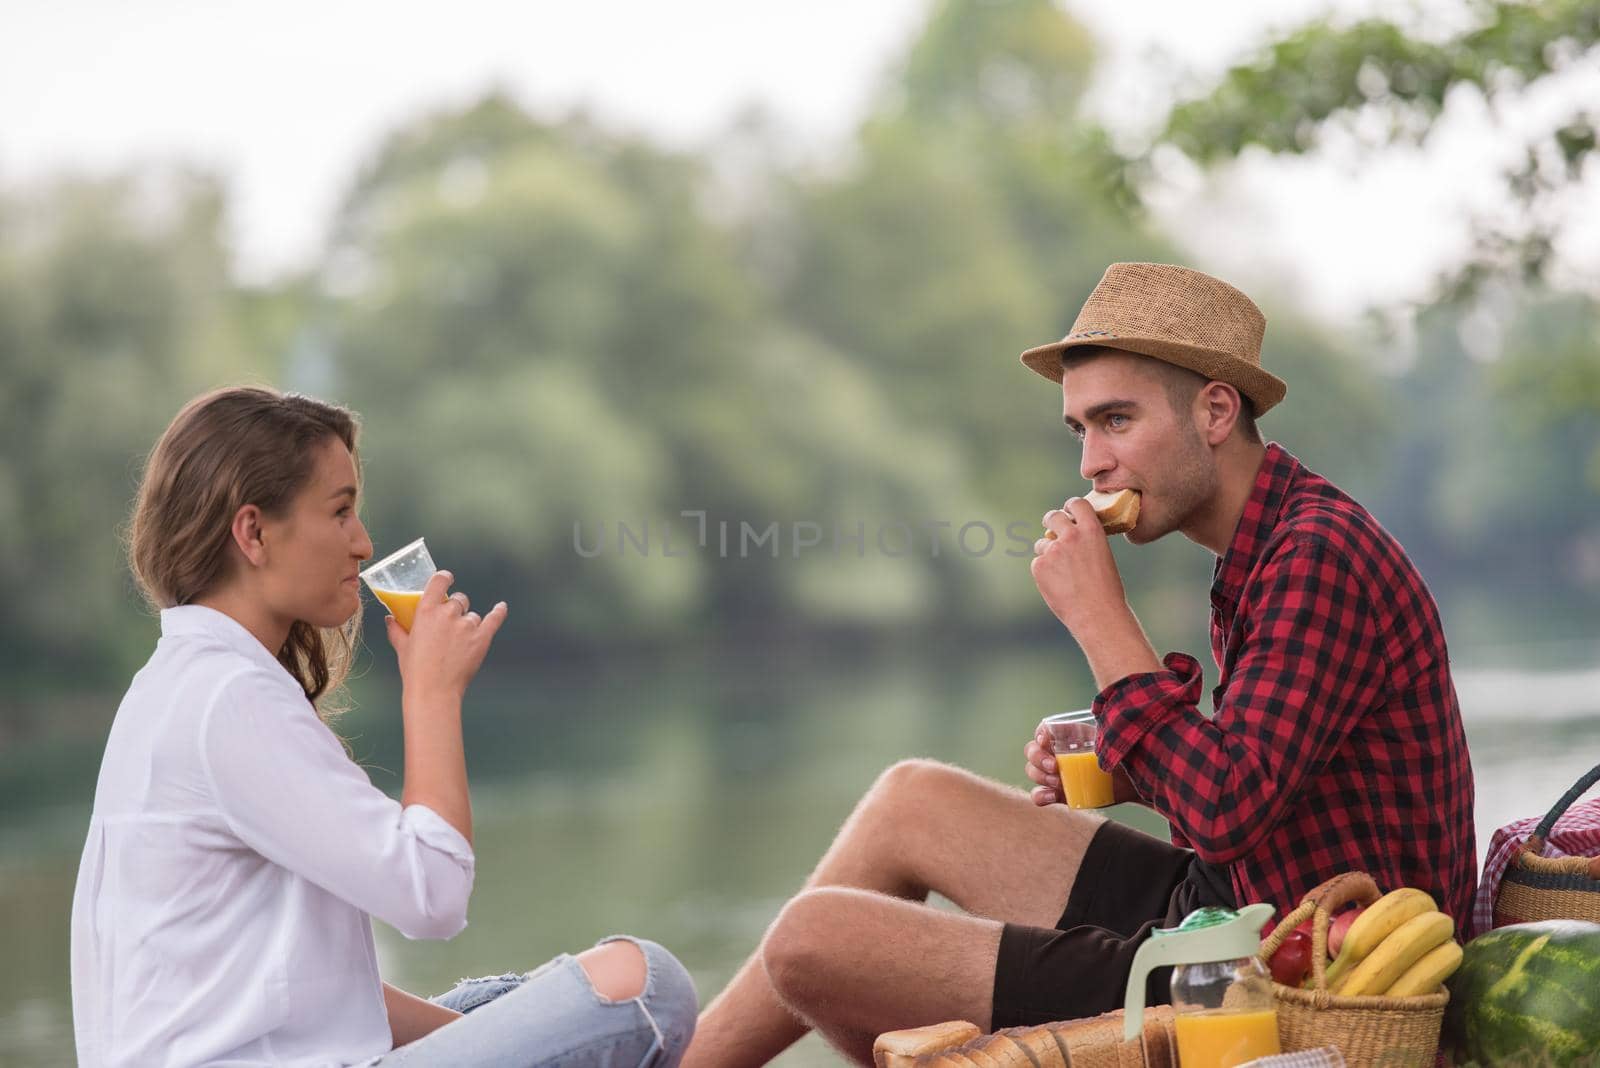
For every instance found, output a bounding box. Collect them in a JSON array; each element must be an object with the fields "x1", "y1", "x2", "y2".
[
  {"x1": 1030, "y1": 497, "x2": 1130, "y2": 639},
  {"x1": 1024, "y1": 726, "x2": 1144, "y2": 808},
  {"x1": 1024, "y1": 724, "x2": 1062, "y2": 806}
]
